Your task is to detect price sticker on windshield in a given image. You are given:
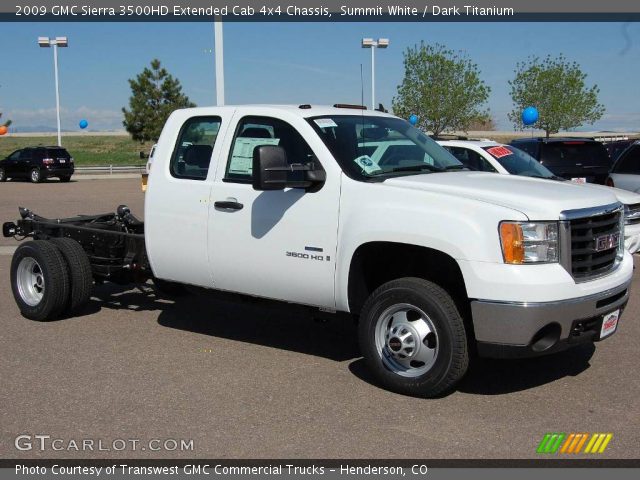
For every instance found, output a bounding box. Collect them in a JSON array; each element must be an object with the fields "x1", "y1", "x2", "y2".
[
  {"x1": 354, "y1": 155, "x2": 381, "y2": 174},
  {"x1": 486, "y1": 146, "x2": 513, "y2": 158}
]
